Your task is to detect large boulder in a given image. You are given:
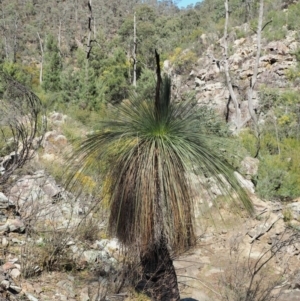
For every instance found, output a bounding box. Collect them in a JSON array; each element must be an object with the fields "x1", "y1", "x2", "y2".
[{"x1": 240, "y1": 156, "x2": 259, "y2": 180}]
